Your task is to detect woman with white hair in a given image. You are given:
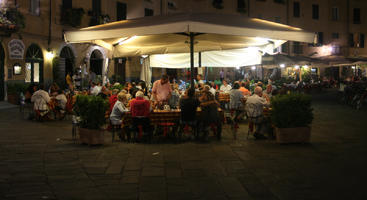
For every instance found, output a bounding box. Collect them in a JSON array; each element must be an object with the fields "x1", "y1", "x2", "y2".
[
  {"x1": 129, "y1": 90, "x2": 152, "y2": 142},
  {"x1": 110, "y1": 92, "x2": 129, "y2": 125}
]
